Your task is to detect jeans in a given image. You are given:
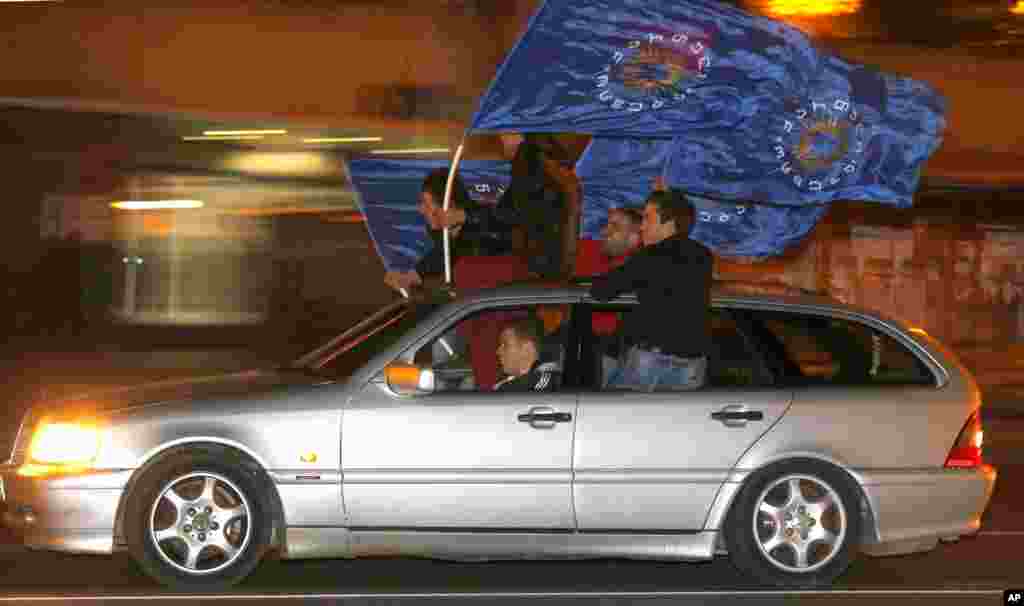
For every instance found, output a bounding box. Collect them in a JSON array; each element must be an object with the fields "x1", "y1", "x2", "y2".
[{"x1": 607, "y1": 346, "x2": 706, "y2": 392}]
